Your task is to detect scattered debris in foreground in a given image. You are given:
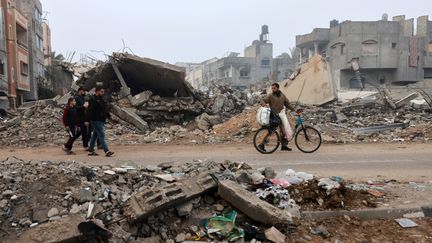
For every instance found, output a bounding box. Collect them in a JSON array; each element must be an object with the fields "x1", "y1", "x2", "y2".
[{"x1": 0, "y1": 157, "x2": 392, "y2": 242}]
